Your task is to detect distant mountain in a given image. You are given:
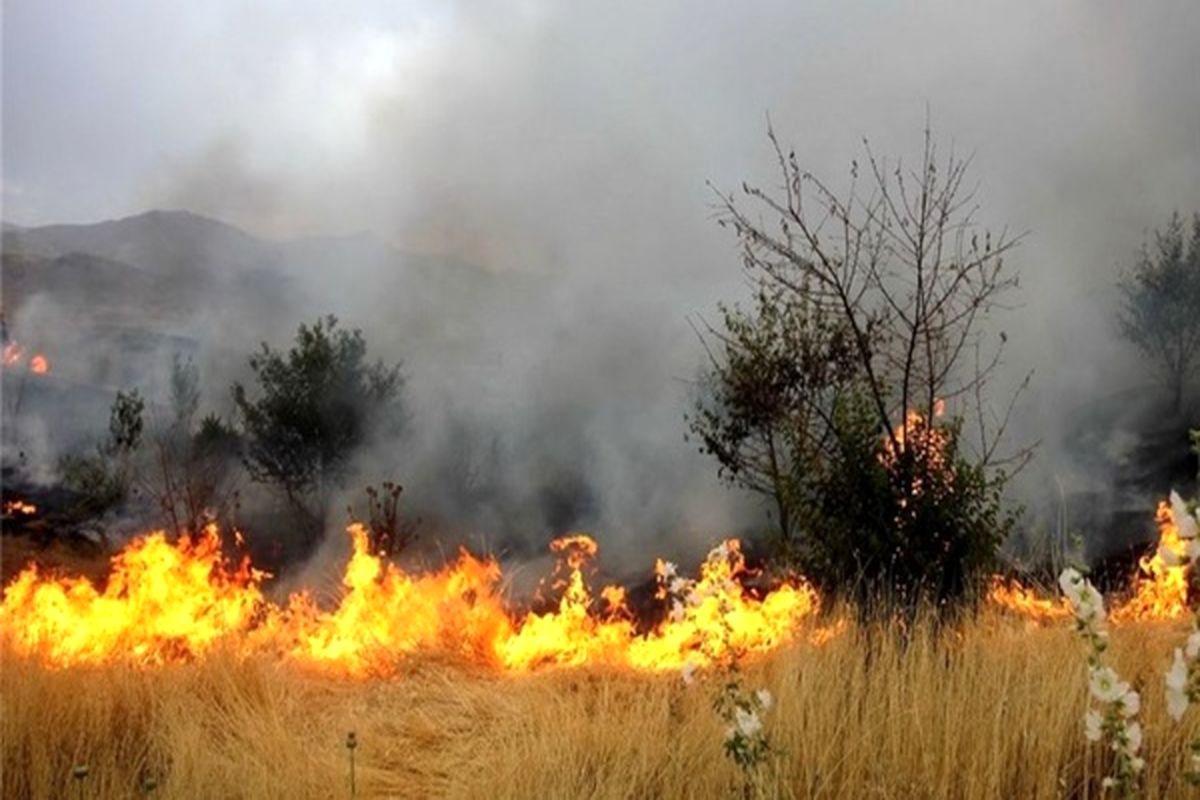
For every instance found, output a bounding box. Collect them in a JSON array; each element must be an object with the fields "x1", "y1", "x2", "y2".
[
  {"x1": 2, "y1": 209, "x2": 278, "y2": 277},
  {"x1": 0, "y1": 208, "x2": 550, "y2": 370}
]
